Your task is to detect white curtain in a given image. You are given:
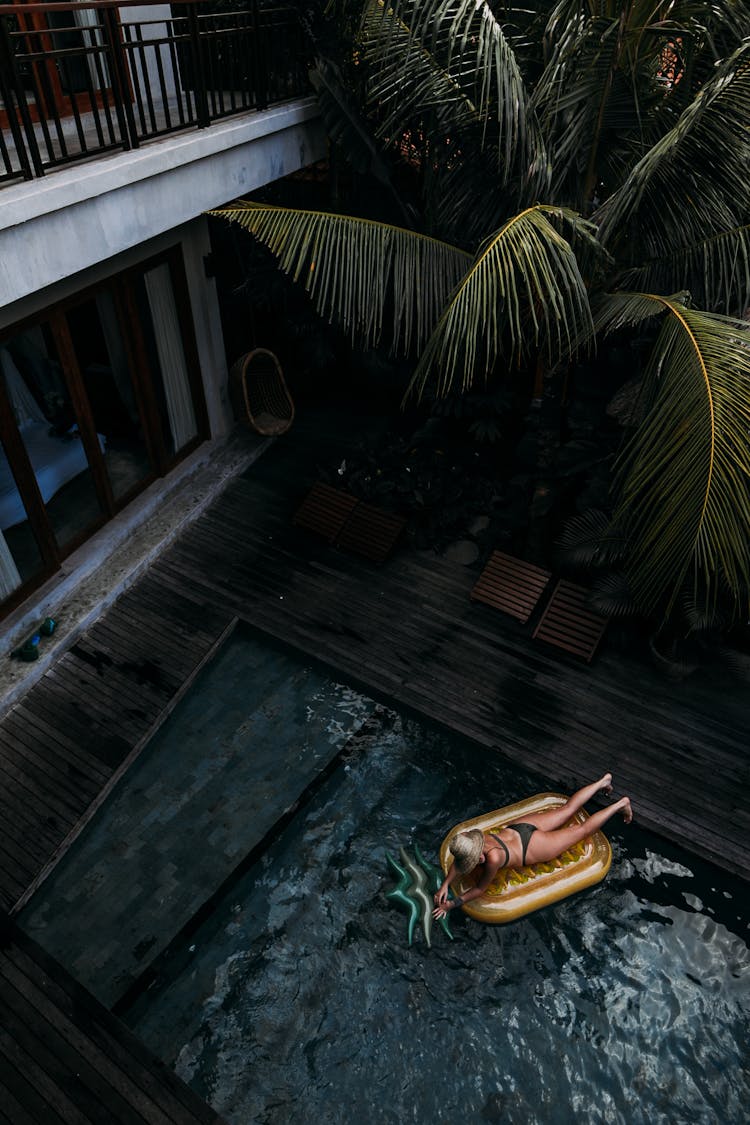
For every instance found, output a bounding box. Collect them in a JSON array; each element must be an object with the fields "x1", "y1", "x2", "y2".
[
  {"x1": 0, "y1": 527, "x2": 22, "y2": 601},
  {"x1": 144, "y1": 263, "x2": 198, "y2": 452},
  {"x1": 95, "y1": 292, "x2": 139, "y2": 424},
  {"x1": 0, "y1": 346, "x2": 46, "y2": 427}
]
